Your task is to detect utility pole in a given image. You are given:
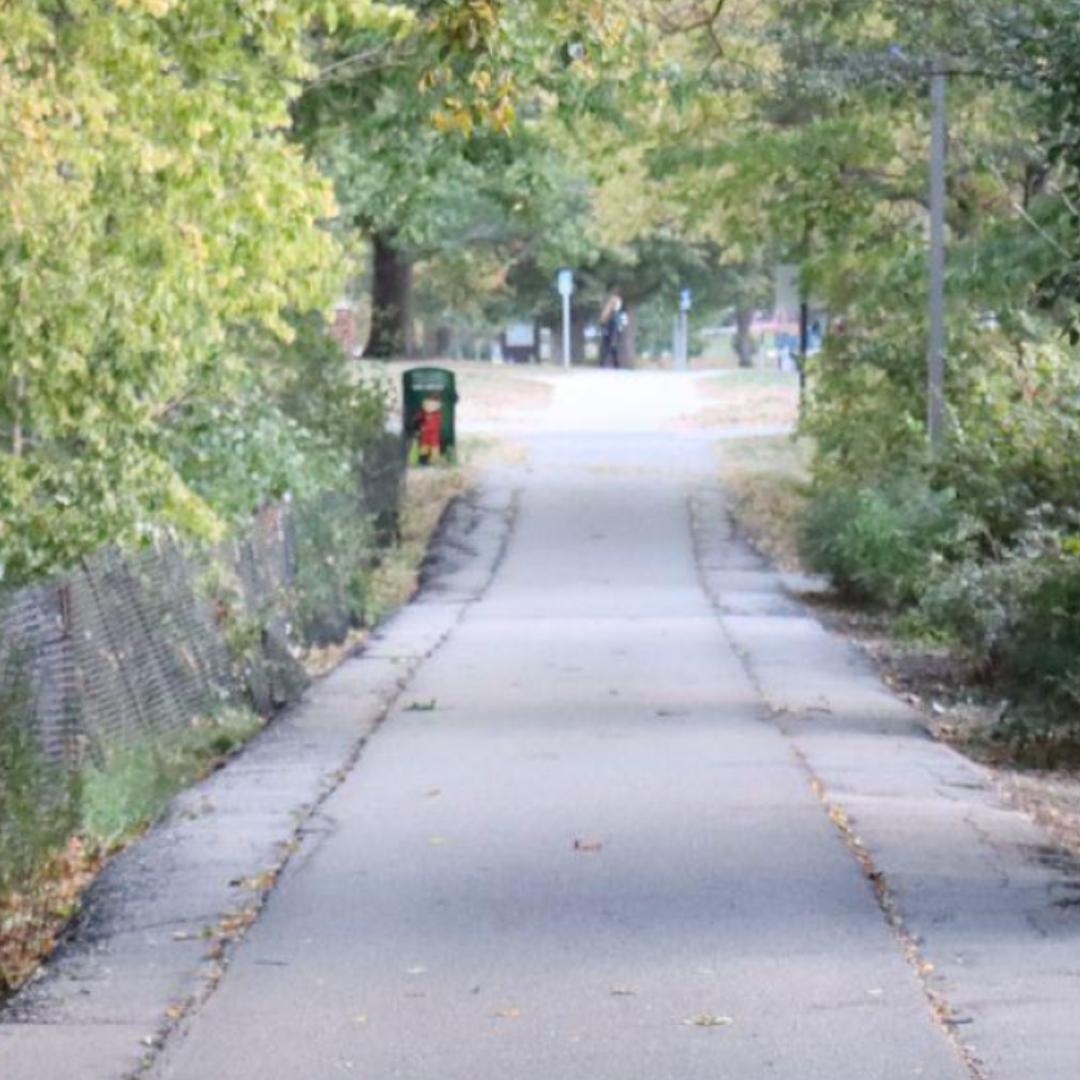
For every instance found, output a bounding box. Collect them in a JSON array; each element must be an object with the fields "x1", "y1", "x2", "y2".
[{"x1": 927, "y1": 64, "x2": 948, "y2": 451}]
